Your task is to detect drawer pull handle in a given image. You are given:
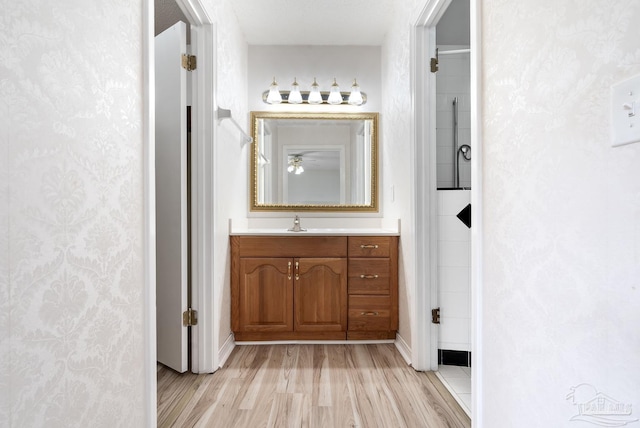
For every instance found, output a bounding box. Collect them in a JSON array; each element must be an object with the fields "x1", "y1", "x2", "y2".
[
  {"x1": 360, "y1": 274, "x2": 379, "y2": 279},
  {"x1": 295, "y1": 261, "x2": 299, "y2": 281},
  {"x1": 360, "y1": 244, "x2": 379, "y2": 249},
  {"x1": 360, "y1": 311, "x2": 379, "y2": 316},
  {"x1": 287, "y1": 261, "x2": 292, "y2": 280}
]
